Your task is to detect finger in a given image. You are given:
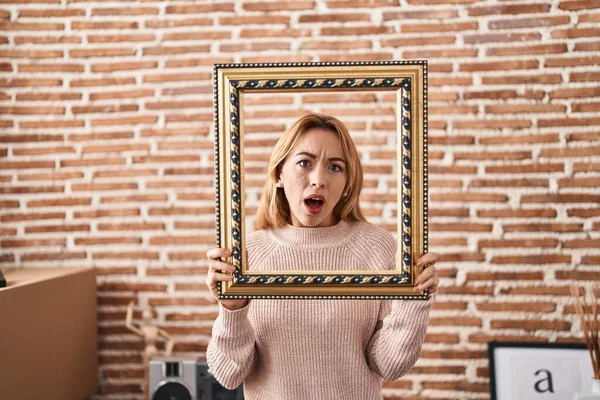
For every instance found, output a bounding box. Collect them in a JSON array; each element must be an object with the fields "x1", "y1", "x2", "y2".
[
  {"x1": 414, "y1": 276, "x2": 440, "y2": 293},
  {"x1": 212, "y1": 272, "x2": 234, "y2": 282},
  {"x1": 416, "y1": 252, "x2": 440, "y2": 268},
  {"x1": 414, "y1": 267, "x2": 434, "y2": 285},
  {"x1": 206, "y1": 248, "x2": 232, "y2": 261},
  {"x1": 206, "y1": 249, "x2": 231, "y2": 261},
  {"x1": 419, "y1": 277, "x2": 437, "y2": 290},
  {"x1": 416, "y1": 255, "x2": 438, "y2": 268},
  {"x1": 206, "y1": 249, "x2": 219, "y2": 260},
  {"x1": 209, "y1": 261, "x2": 236, "y2": 274}
]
